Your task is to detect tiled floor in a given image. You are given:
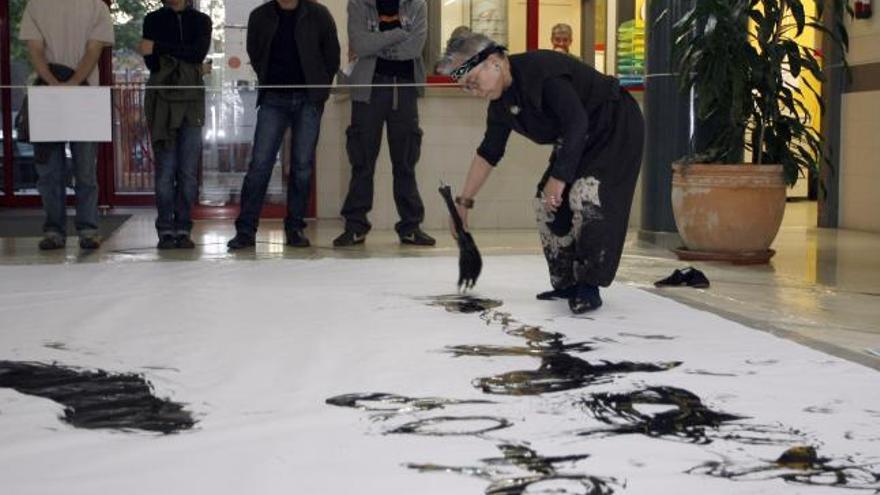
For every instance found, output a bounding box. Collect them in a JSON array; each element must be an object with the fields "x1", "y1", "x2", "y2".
[{"x1": 1, "y1": 201, "x2": 878, "y2": 370}]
